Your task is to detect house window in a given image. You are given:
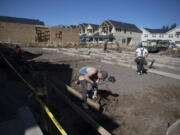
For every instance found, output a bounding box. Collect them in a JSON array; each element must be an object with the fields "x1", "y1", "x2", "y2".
[
  {"x1": 87, "y1": 29, "x2": 93, "y2": 33},
  {"x1": 109, "y1": 28, "x2": 112, "y2": 32},
  {"x1": 168, "y1": 34, "x2": 173, "y2": 38},
  {"x1": 176, "y1": 34, "x2": 180, "y2": 38},
  {"x1": 116, "y1": 28, "x2": 121, "y2": 32},
  {"x1": 56, "y1": 31, "x2": 62, "y2": 39},
  {"x1": 144, "y1": 34, "x2": 148, "y2": 37},
  {"x1": 152, "y1": 34, "x2": 156, "y2": 37},
  {"x1": 124, "y1": 30, "x2": 126, "y2": 33},
  {"x1": 122, "y1": 39, "x2": 126, "y2": 44},
  {"x1": 175, "y1": 41, "x2": 180, "y2": 44},
  {"x1": 159, "y1": 34, "x2": 164, "y2": 38}
]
